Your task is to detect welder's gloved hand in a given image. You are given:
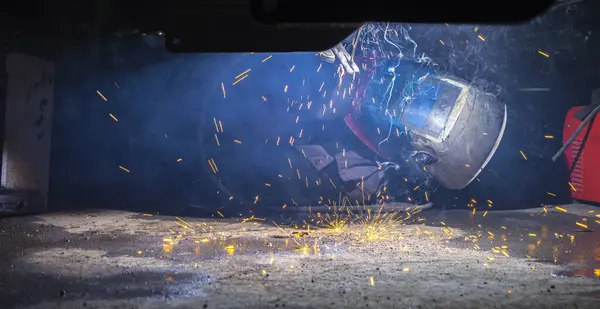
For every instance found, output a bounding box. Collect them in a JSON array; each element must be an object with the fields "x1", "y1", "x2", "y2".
[{"x1": 318, "y1": 43, "x2": 360, "y2": 75}]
